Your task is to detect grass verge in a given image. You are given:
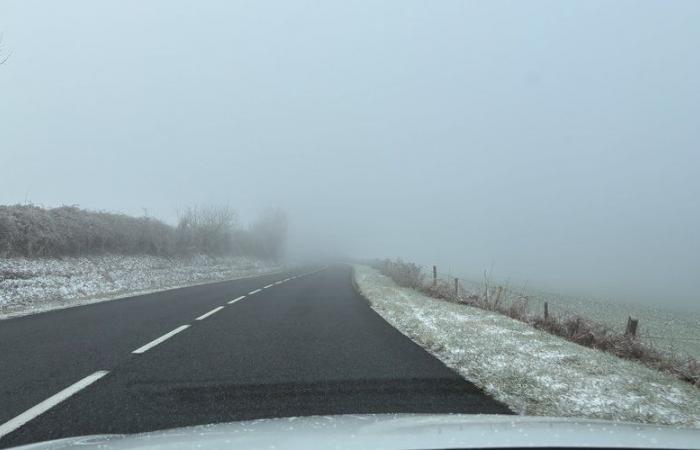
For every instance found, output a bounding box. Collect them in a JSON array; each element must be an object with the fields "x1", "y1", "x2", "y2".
[{"x1": 372, "y1": 259, "x2": 699, "y2": 387}]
